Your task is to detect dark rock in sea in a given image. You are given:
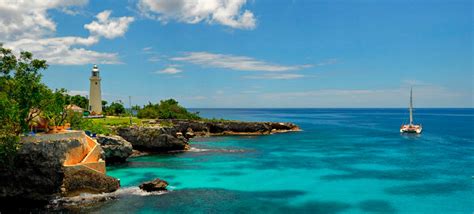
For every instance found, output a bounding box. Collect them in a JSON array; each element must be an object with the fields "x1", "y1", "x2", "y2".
[
  {"x1": 62, "y1": 167, "x2": 120, "y2": 197},
  {"x1": 0, "y1": 132, "x2": 120, "y2": 205},
  {"x1": 96, "y1": 134, "x2": 133, "y2": 163},
  {"x1": 160, "y1": 119, "x2": 300, "y2": 136},
  {"x1": 130, "y1": 149, "x2": 151, "y2": 157},
  {"x1": 116, "y1": 120, "x2": 299, "y2": 153},
  {"x1": 185, "y1": 127, "x2": 196, "y2": 138},
  {"x1": 116, "y1": 126, "x2": 189, "y2": 152},
  {"x1": 139, "y1": 178, "x2": 169, "y2": 192}
]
